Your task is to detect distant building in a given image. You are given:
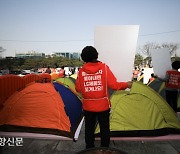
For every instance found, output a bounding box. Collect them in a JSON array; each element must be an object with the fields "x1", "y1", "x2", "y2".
[
  {"x1": 53, "y1": 52, "x2": 80, "y2": 59},
  {"x1": 72, "y1": 52, "x2": 80, "y2": 59},
  {"x1": 15, "y1": 51, "x2": 45, "y2": 59},
  {"x1": 15, "y1": 51, "x2": 80, "y2": 59}
]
